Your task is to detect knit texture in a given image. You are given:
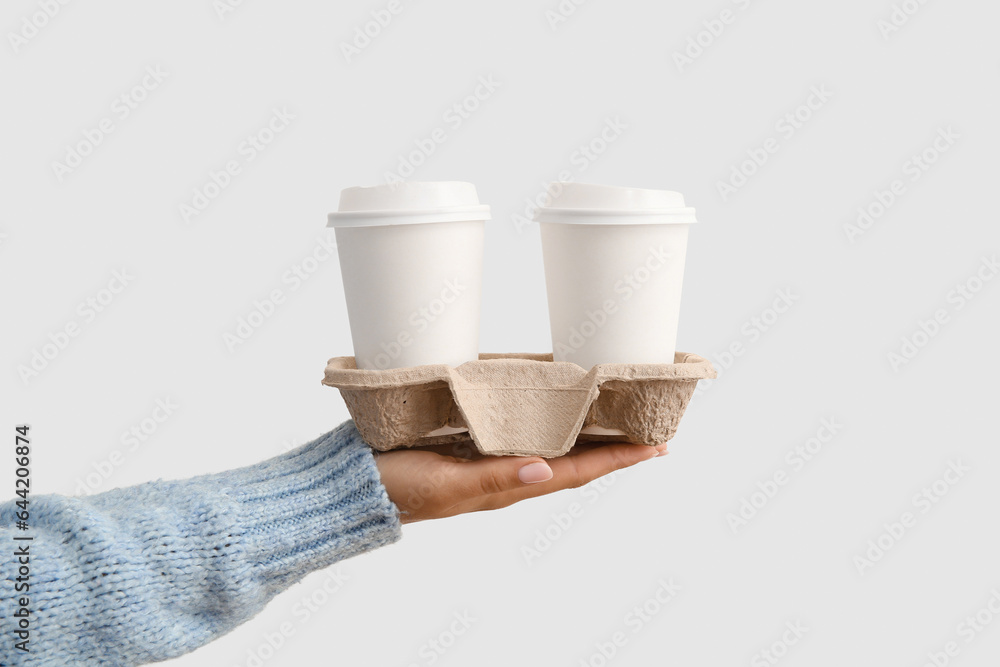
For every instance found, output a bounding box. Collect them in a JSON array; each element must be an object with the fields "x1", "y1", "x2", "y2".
[{"x1": 0, "y1": 421, "x2": 401, "y2": 666}]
